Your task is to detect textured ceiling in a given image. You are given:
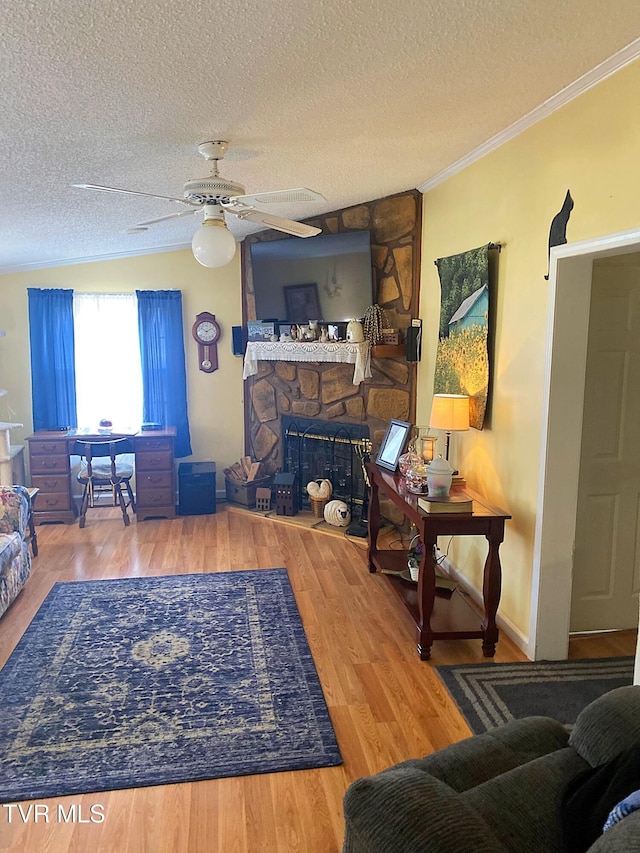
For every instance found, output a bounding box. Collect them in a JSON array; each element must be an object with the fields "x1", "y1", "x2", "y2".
[{"x1": 2, "y1": 0, "x2": 640, "y2": 272}]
